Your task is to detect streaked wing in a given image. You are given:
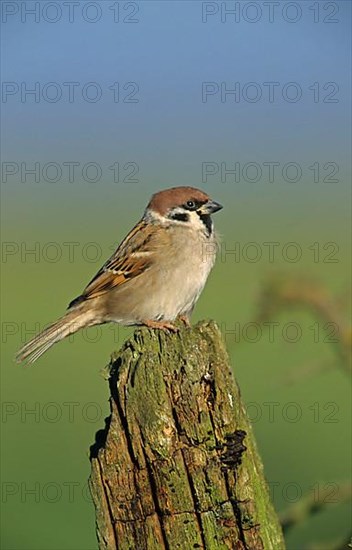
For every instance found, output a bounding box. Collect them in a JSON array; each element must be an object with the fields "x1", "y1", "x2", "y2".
[{"x1": 81, "y1": 220, "x2": 159, "y2": 300}]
